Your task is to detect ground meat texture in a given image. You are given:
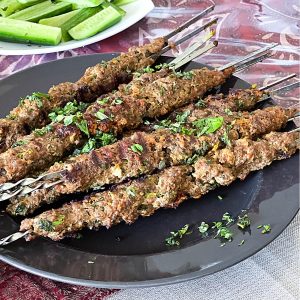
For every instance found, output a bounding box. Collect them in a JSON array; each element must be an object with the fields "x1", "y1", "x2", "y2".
[
  {"x1": 0, "y1": 124, "x2": 84, "y2": 183},
  {"x1": 20, "y1": 131, "x2": 299, "y2": 241},
  {"x1": 0, "y1": 38, "x2": 165, "y2": 153},
  {"x1": 7, "y1": 106, "x2": 296, "y2": 216},
  {"x1": 0, "y1": 67, "x2": 235, "y2": 184},
  {"x1": 84, "y1": 67, "x2": 235, "y2": 135}
]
